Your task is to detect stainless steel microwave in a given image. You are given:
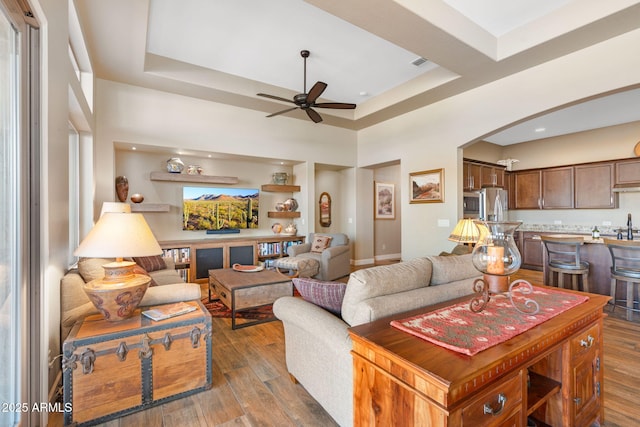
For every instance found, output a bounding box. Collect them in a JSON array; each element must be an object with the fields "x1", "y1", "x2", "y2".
[{"x1": 463, "y1": 192, "x2": 480, "y2": 218}]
